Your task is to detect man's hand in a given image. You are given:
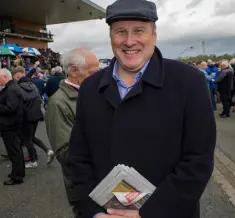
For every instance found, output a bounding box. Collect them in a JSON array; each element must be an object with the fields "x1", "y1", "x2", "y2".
[{"x1": 107, "y1": 209, "x2": 141, "y2": 218}]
